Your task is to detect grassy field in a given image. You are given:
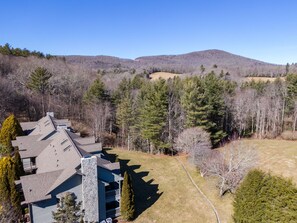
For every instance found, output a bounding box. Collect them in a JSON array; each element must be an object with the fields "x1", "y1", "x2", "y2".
[
  {"x1": 149, "y1": 72, "x2": 180, "y2": 81},
  {"x1": 107, "y1": 139, "x2": 297, "y2": 223}
]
